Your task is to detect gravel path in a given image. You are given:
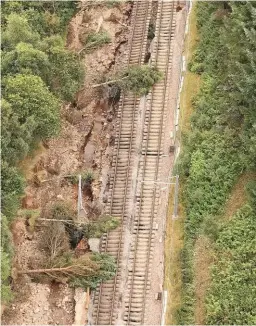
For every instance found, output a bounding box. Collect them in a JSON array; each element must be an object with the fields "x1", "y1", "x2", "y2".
[{"x1": 143, "y1": 7, "x2": 188, "y2": 325}]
